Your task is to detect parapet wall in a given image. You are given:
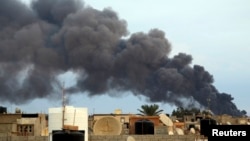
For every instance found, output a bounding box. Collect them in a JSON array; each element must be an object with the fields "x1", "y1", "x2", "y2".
[
  {"x1": 0, "y1": 136, "x2": 47, "y2": 141},
  {"x1": 0, "y1": 135, "x2": 201, "y2": 141},
  {"x1": 90, "y1": 135, "x2": 197, "y2": 141}
]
